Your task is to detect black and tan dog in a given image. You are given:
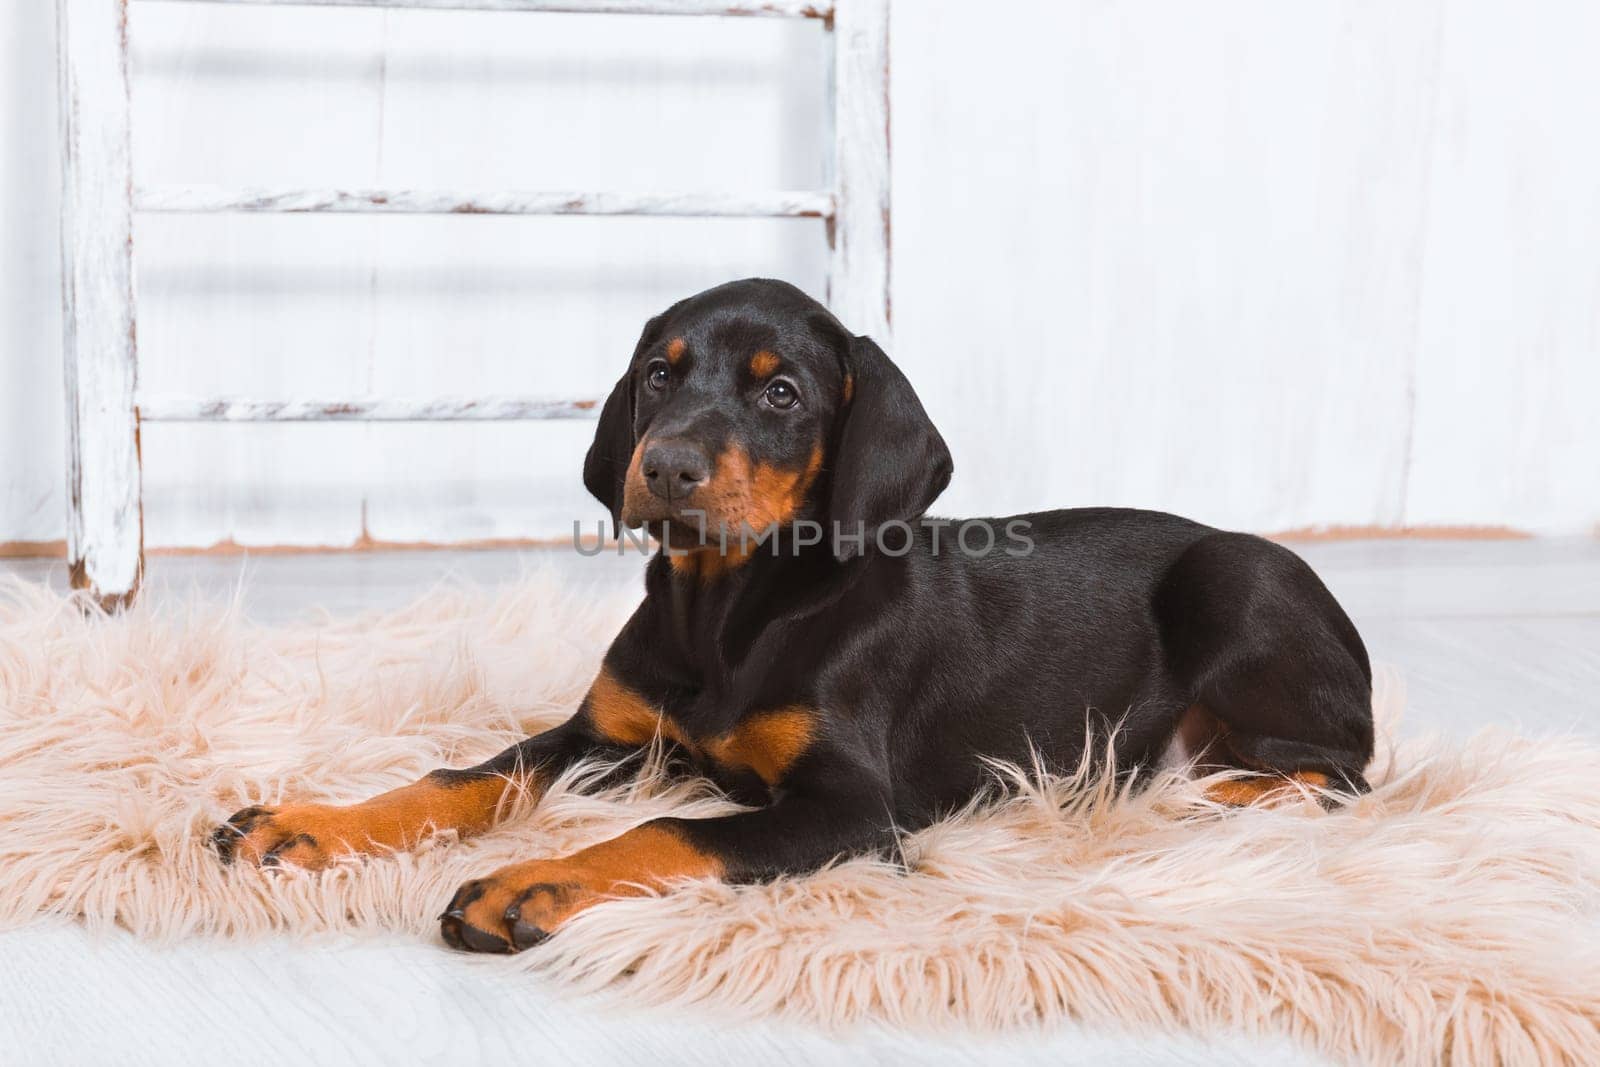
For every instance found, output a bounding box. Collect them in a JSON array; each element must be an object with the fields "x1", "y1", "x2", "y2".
[{"x1": 213, "y1": 278, "x2": 1374, "y2": 953}]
